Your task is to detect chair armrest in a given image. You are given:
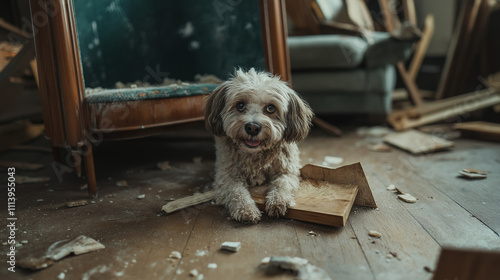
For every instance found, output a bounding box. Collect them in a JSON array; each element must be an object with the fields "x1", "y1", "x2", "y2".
[{"x1": 364, "y1": 32, "x2": 414, "y2": 69}]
